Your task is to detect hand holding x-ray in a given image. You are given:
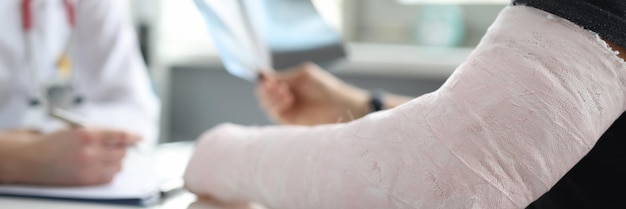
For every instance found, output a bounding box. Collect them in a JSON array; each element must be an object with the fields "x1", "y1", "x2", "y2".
[{"x1": 194, "y1": 0, "x2": 346, "y2": 82}]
